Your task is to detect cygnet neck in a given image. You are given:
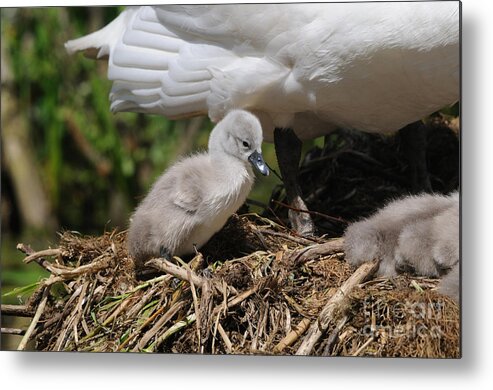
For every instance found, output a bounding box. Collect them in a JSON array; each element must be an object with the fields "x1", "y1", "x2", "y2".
[{"x1": 209, "y1": 146, "x2": 253, "y2": 179}]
